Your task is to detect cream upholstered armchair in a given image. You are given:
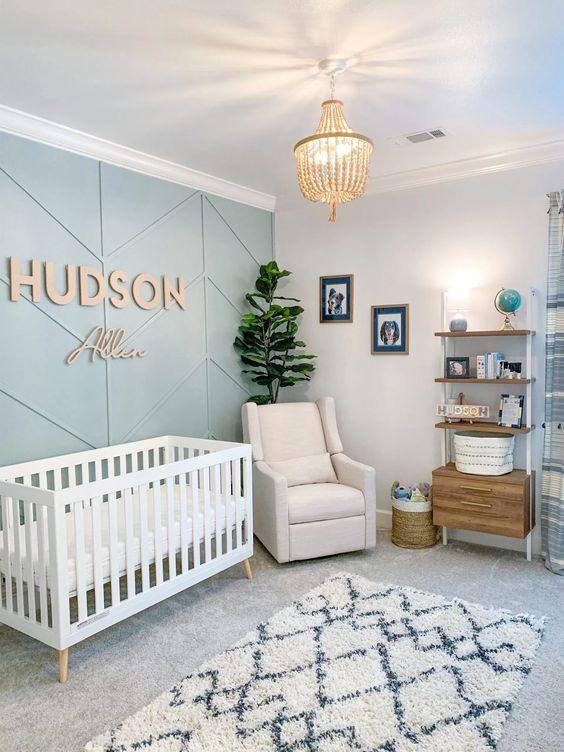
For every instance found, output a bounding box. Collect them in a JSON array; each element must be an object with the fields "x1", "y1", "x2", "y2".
[{"x1": 241, "y1": 398, "x2": 376, "y2": 563}]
